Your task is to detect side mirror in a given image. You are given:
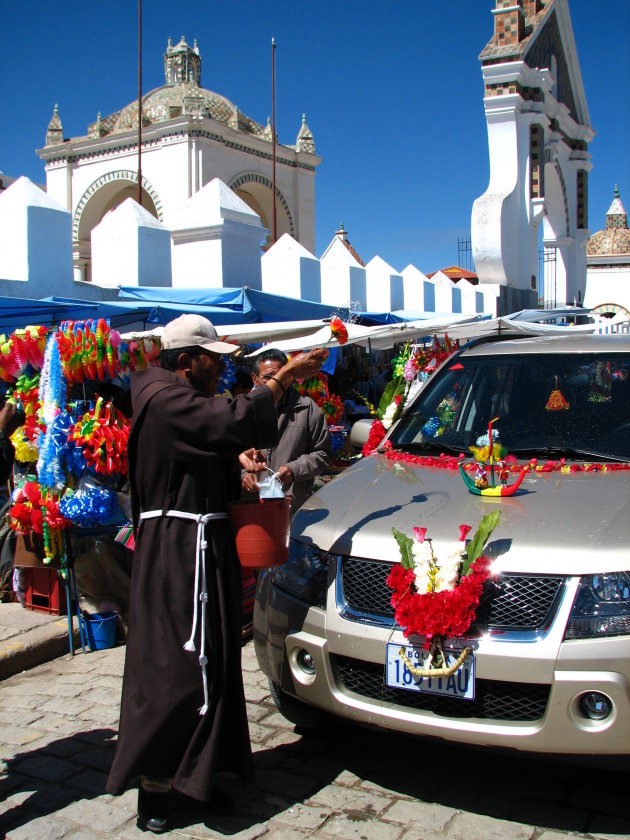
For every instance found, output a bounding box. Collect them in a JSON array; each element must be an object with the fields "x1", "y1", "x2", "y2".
[{"x1": 349, "y1": 418, "x2": 374, "y2": 449}]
